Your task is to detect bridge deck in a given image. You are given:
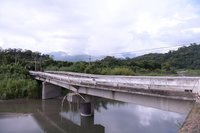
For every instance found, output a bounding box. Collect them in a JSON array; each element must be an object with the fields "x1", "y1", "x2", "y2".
[{"x1": 30, "y1": 71, "x2": 199, "y2": 101}]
